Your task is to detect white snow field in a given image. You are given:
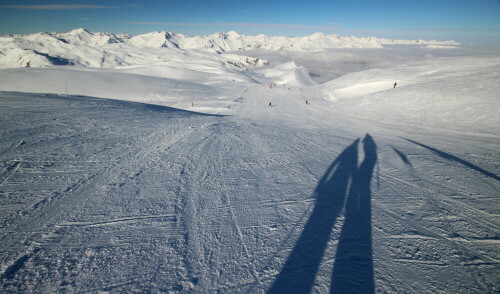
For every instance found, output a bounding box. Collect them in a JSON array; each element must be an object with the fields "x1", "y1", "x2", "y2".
[{"x1": 0, "y1": 29, "x2": 499, "y2": 293}]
